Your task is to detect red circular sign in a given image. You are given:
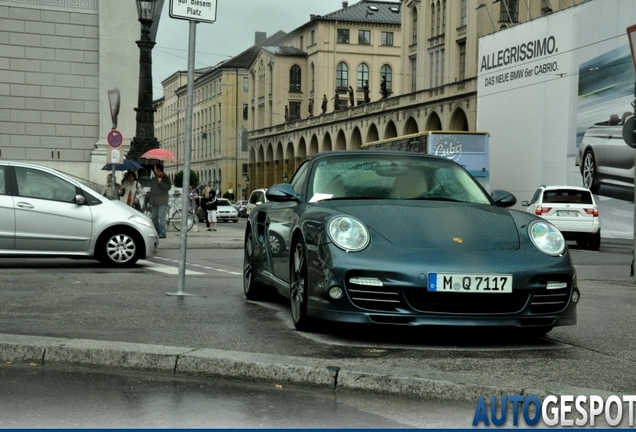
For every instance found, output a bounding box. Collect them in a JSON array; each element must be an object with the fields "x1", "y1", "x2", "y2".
[{"x1": 107, "y1": 129, "x2": 124, "y2": 148}]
